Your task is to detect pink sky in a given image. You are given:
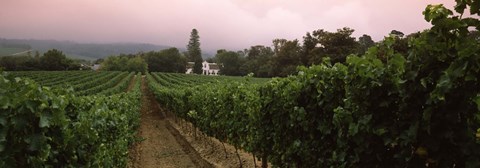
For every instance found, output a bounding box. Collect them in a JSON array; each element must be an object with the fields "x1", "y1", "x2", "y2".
[{"x1": 0, "y1": 0, "x2": 456, "y2": 51}]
